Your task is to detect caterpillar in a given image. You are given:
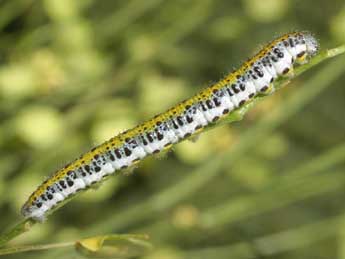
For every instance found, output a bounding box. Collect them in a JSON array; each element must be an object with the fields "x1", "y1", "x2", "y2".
[{"x1": 21, "y1": 31, "x2": 319, "y2": 221}]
